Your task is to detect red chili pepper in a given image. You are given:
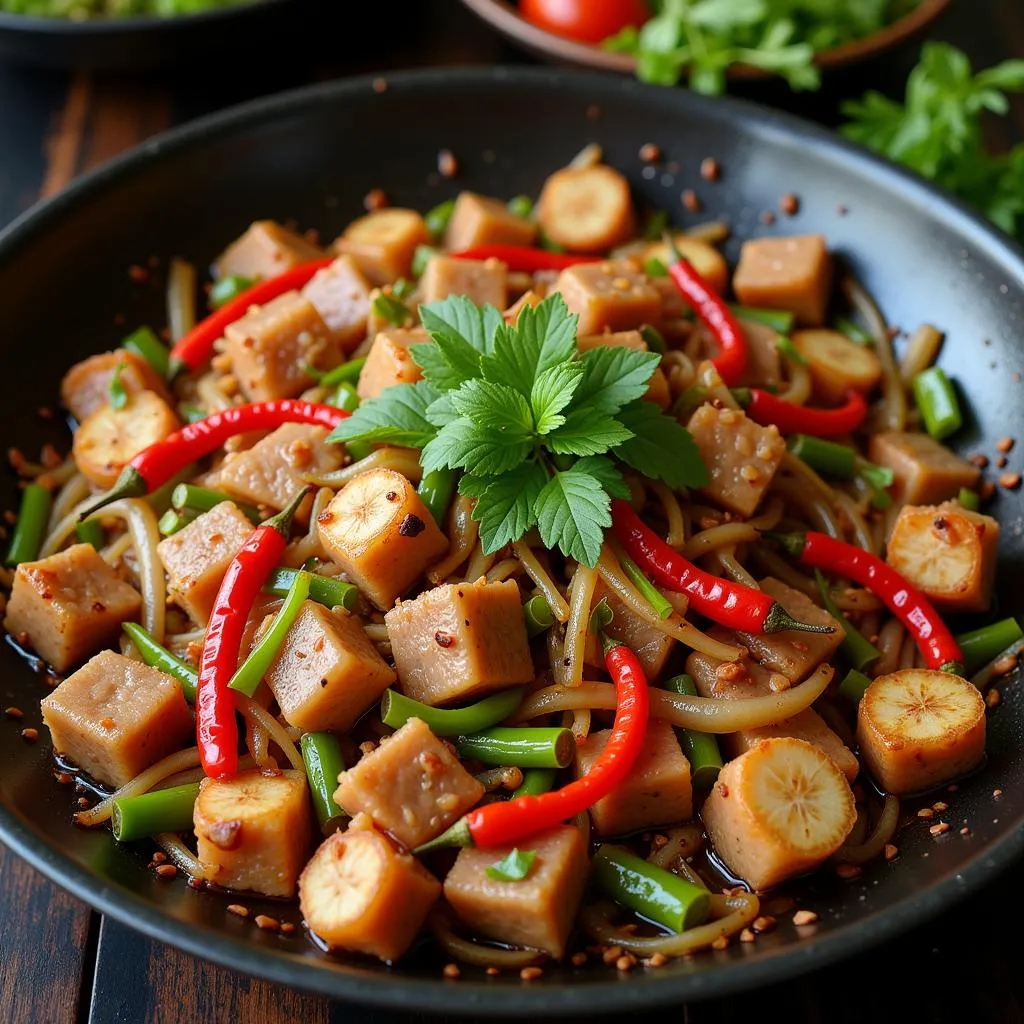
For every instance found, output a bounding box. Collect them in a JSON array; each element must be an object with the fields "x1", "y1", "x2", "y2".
[
  {"x1": 416, "y1": 636, "x2": 649, "y2": 851},
  {"x1": 197, "y1": 487, "x2": 311, "y2": 779},
  {"x1": 169, "y1": 259, "x2": 334, "y2": 377},
  {"x1": 611, "y1": 500, "x2": 832, "y2": 635},
  {"x1": 769, "y1": 531, "x2": 964, "y2": 673},
  {"x1": 78, "y1": 399, "x2": 347, "y2": 519},
  {"x1": 450, "y1": 245, "x2": 603, "y2": 273},
  {"x1": 736, "y1": 387, "x2": 868, "y2": 439},
  {"x1": 665, "y1": 236, "x2": 747, "y2": 386}
]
